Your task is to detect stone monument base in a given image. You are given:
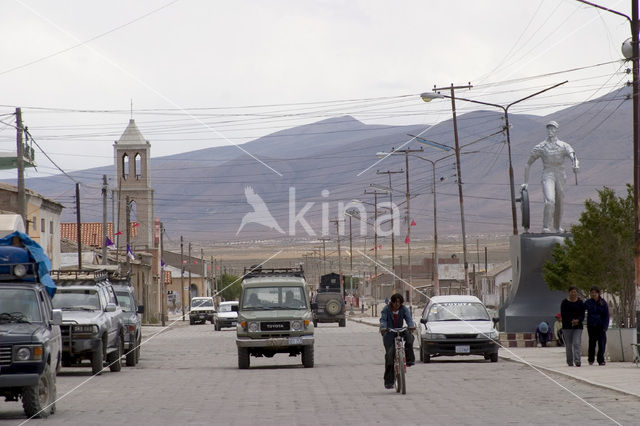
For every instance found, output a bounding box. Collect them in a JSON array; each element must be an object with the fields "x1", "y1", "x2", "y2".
[{"x1": 499, "y1": 233, "x2": 568, "y2": 332}]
